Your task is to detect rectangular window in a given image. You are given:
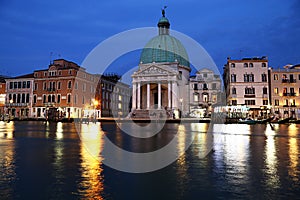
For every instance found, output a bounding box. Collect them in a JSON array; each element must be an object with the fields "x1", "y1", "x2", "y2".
[
  {"x1": 274, "y1": 99, "x2": 279, "y2": 106},
  {"x1": 67, "y1": 94, "x2": 71, "y2": 103},
  {"x1": 43, "y1": 82, "x2": 47, "y2": 90},
  {"x1": 231, "y1": 74, "x2": 236, "y2": 82},
  {"x1": 274, "y1": 88, "x2": 278, "y2": 94},
  {"x1": 9, "y1": 82, "x2": 13, "y2": 89},
  {"x1": 245, "y1": 100, "x2": 256, "y2": 105},
  {"x1": 274, "y1": 74, "x2": 278, "y2": 80},
  {"x1": 57, "y1": 94, "x2": 61, "y2": 104},
  {"x1": 262, "y1": 74, "x2": 267, "y2": 82},
  {"x1": 22, "y1": 81, "x2": 26, "y2": 88},
  {"x1": 212, "y1": 83, "x2": 216, "y2": 90},
  {"x1": 232, "y1": 87, "x2": 236, "y2": 95},
  {"x1": 263, "y1": 87, "x2": 268, "y2": 94},
  {"x1": 193, "y1": 93, "x2": 199, "y2": 102},
  {"x1": 232, "y1": 100, "x2": 237, "y2": 105},
  {"x1": 263, "y1": 100, "x2": 268, "y2": 105},
  {"x1": 58, "y1": 82, "x2": 61, "y2": 90},
  {"x1": 193, "y1": 83, "x2": 198, "y2": 90},
  {"x1": 18, "y1": 81, "x2": 22, "y2": 88},
  {"x1": 119, "y1": 95, "x2": 122, "y2": 101}
]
